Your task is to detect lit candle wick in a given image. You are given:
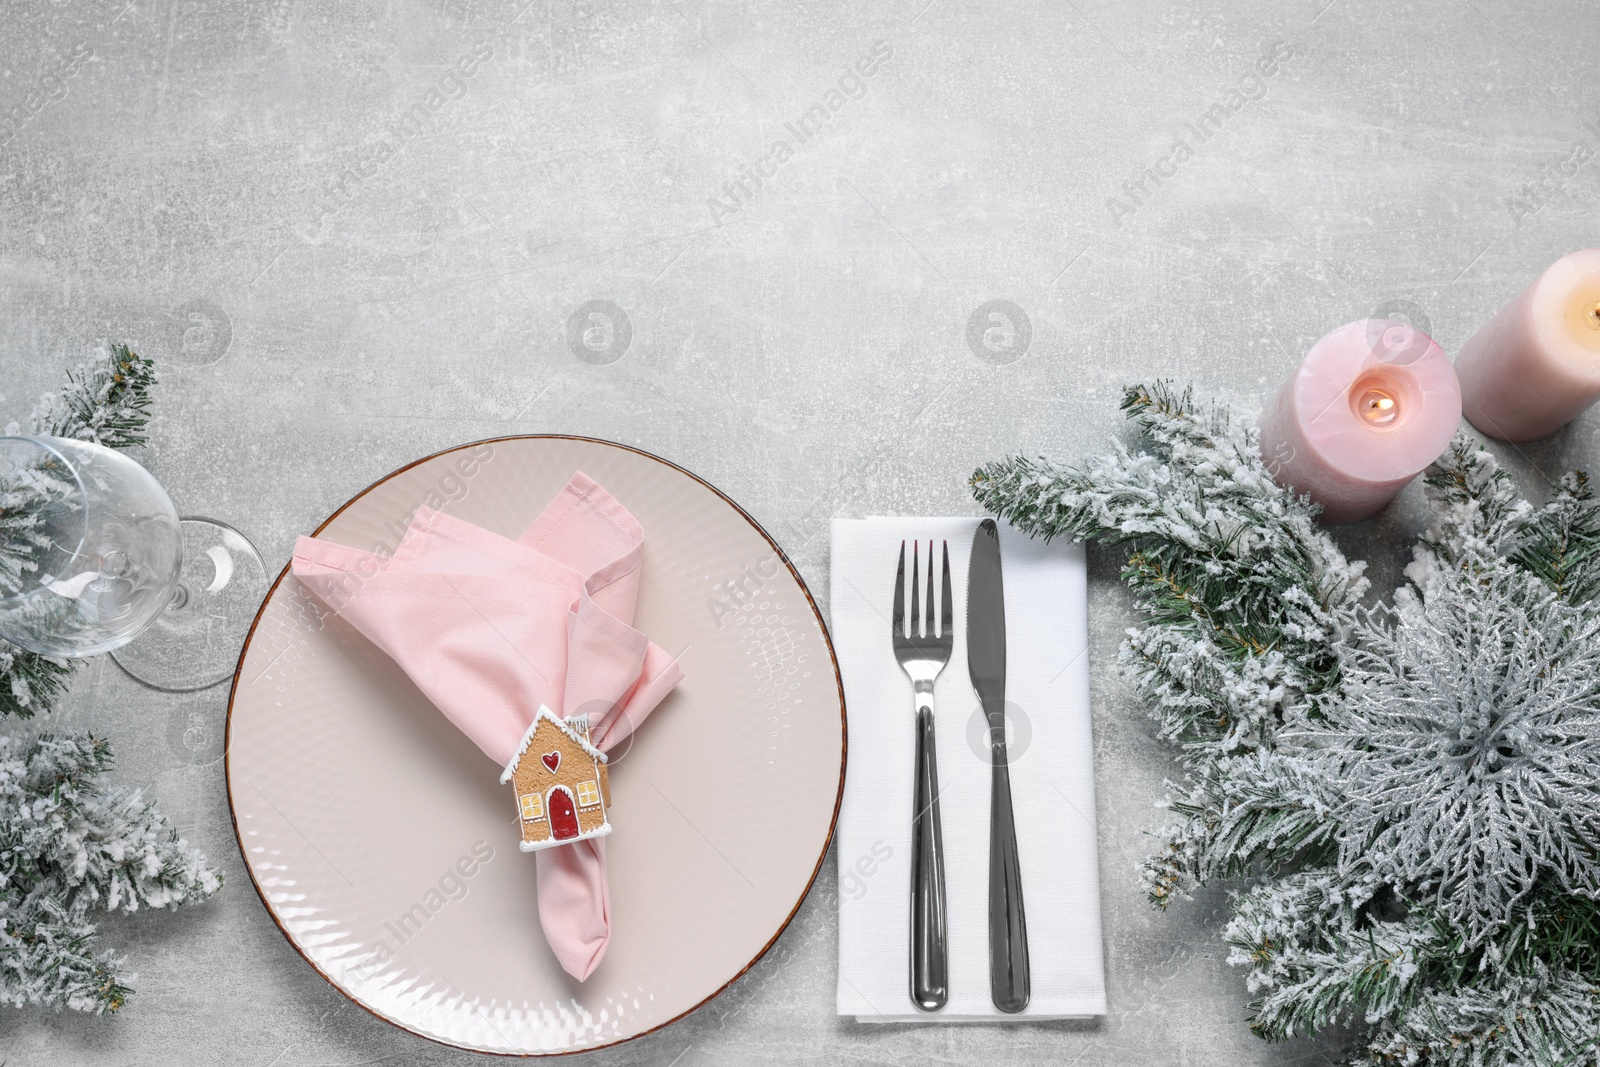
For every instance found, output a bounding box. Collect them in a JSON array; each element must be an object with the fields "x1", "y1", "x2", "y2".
[
  {"x1": 1359, "y1": 388, "x2": 1398, "y2": 426},
  {"x1": 1587, "y1": 302, "x2": 1600, "y2": 331}
]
